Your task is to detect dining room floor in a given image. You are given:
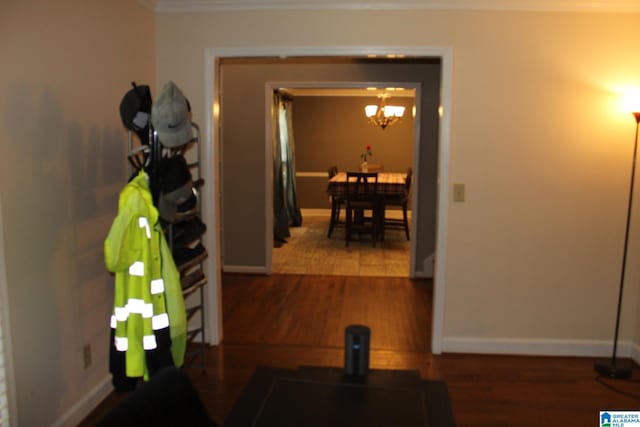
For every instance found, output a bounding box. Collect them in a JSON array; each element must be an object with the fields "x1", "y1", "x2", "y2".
[{"x1": 272, "y1": 212, "x2": 411, "y2": 277}]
